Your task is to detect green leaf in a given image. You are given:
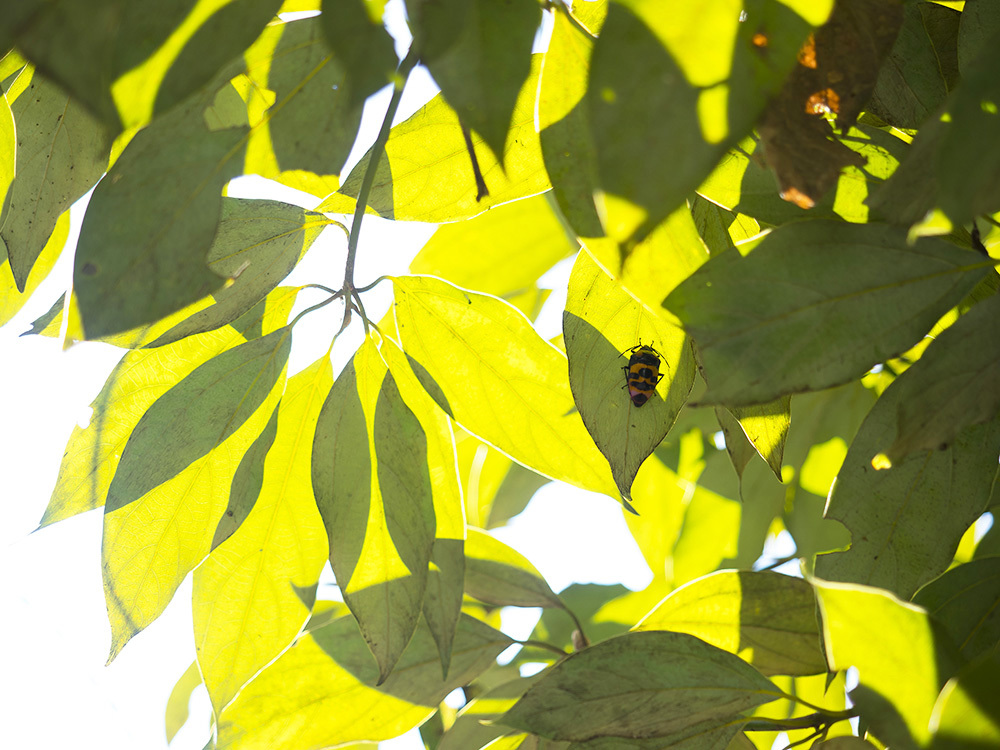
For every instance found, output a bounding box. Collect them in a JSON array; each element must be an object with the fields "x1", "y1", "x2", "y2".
[
  {"x1": 12, "y1": 0, "x2": 281, "y2": 129},
  {"x1": 528, "y1": 582, "x2": 632, "y2": 652},
  {"x1": 815, "y1": 580, "x2": 957, "y2": 749},
  {"x1": 393, "y1": 275, "x2": 617, "y2": 498},
  {"x1": 537, "y1": 7, "x2": 603, "y2": 237},
  {"x1": 587, "y1": 0, "x2": 810, "y2": 243},
  {"x1": 486, "y1": 462, "x2": 550, "y2": 529},
  {"x1": 311, "y1": 337, "x2": 436, "y2": 682},
  {"x1": 664, "y1": 221, "x2": 990, "y2": 406},
  {"x1": 408, "y1": 0, "x2": 540, "y2": 163},
  {"x1": 146, "y1": 198, "x2": 331, "y2": 347},
  {"x1": 316, "y1": 56, "x2": 548, "y2": 222},
  {"x1": 814, "y1": 369, "x2": 1000, "y2": 600},
  {"x1": 464, "y1": 527, "x2": 562, "y2": 610},
  {"x1": 408, "y1": 193, "x2": 577, "y2": 298},
  {"x1": 320, "y1": 0, "x2": 397, "y2": 110},
  {"x1": 500, "y1": 630, "x2": 779, "y2": 741},
  {"x1": 216, "y1": 613, "x2": 512, "y2": 750},
  {"x1": 726, "y1": 398, "x2": 790, "y2": 481},
  {"x1": 244, "y1": 16, "x2": 365, "y2": 185},
  {"x1": 867, "y1": 1, "x2": 960, "y2": 129},
  {"x1": 913, "y1": 557, "x2": 1000, "y2": 663},
  {"x1": 0, "y1": 71, "x2": 111, "y2": 291},
  {"x1": 870, "y1": 28, "x2": 1000, "y2": 228},
  {"x1": 876, "y1": 293, "x2": 1000, "y2": 466},
  {"x1": 957, "y1": 0, "x2": 1000, "y2": 75},
  {"x1": 38, "y1": 291, "x2": 296, "y2": 528},
  {"x1": 193, "y1": 355, "x2": 331, "y2": 716},
  {"x1": 715, "y1": 406, "x2": 756, "y2": 482},
  {"x1": 74, "y1": 87, "x2": 248, "y2": 339},
  {"x1": 165, "y1": 661, "x2": 202, "y2": 744},
  {"x1": 439, "y1": 677, "x2": 539, "y2": 750},
  {"x1": 635, "y1": 570, "x2": 825, "y2": 676},
  {"x1": 563, "y1": 248, "x2": 694, "y2": 505},
  {"x1": 422, "y1": 537, "x2": 466, "y2": 678},
  {"x1": 380, "y1": 336, "x2": 467, "y2": 677},
  {"x1": 103, "y1": 327, "x2": 291, "y2": 660},
  {"x1": 928, "y1": 653, "x2": 1000, "y2": 750},
  {"x1": 1, "y1": 211, "x2": 69, "y2": 328}
]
